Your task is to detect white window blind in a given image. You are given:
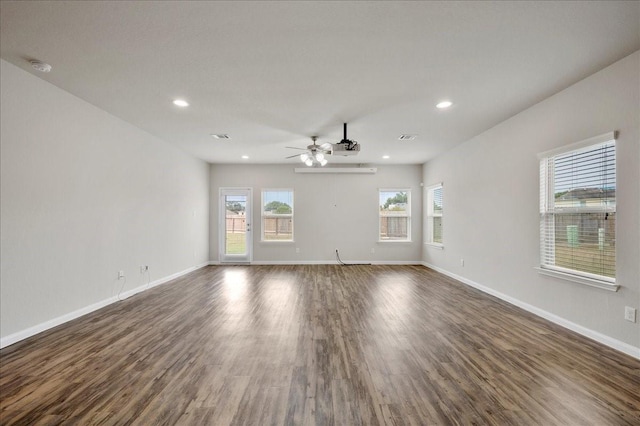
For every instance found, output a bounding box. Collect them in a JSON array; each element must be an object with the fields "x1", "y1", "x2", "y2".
[
  {"x1": 426, "y1": 183, "x2": 443, "y2": 246},
  {"x1": 539, "y1": 133, "x2": 616, "y2": 283}
]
